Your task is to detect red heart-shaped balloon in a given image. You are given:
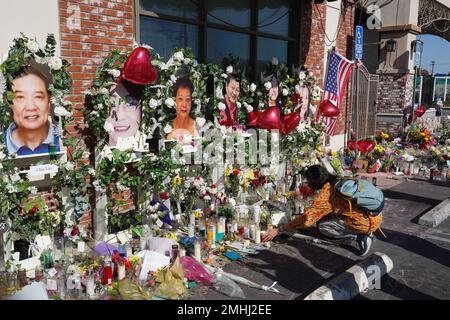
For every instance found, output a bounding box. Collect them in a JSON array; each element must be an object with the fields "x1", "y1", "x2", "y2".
[
  {"x1": 247, "y1": 111, "x2": 261, "y2": 127},
  {"x1": 120, "y1": 47, "x2": 157, "y2": 85},
  {"x1": 414, "y1": 105, "x2": 426, "y2": 118},
  {"x1": 347, "y1": 140, "x2": 375, "y2": 153},
  {"x1": 281, "y1": 110, "x2": 301, "y2": 135},
  {"x1": 320, "y1": 100, "x2": 340, "y2": 117},
  {"x1": 348, "y1": 140, "x2": 356, "y2": 150},
  {"x1": 257, "y1": 106, "x2": 282, "y2": 131},
  {"x1": 357, "y1": 140, "x2": 375, "y2": 153}
]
